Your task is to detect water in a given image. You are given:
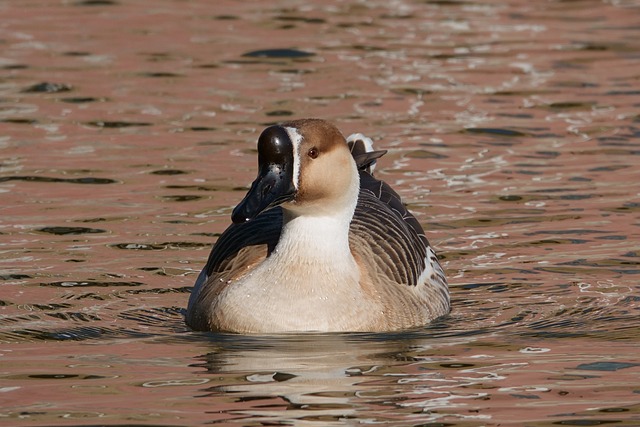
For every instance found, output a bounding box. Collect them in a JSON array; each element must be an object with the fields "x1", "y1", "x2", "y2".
[{"x1": 1, "y1": 0, "x2": 639, "y2": 425}]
